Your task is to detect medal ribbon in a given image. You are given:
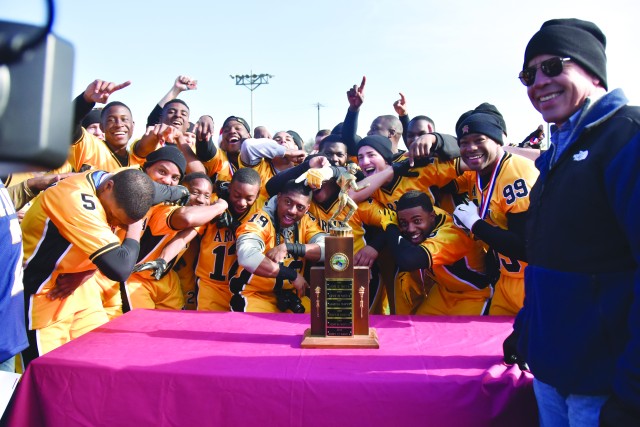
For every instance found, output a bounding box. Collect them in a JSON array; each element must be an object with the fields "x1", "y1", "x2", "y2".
[{"x1": 476, "y1": 152, "x2": 504, "y2": 220}]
